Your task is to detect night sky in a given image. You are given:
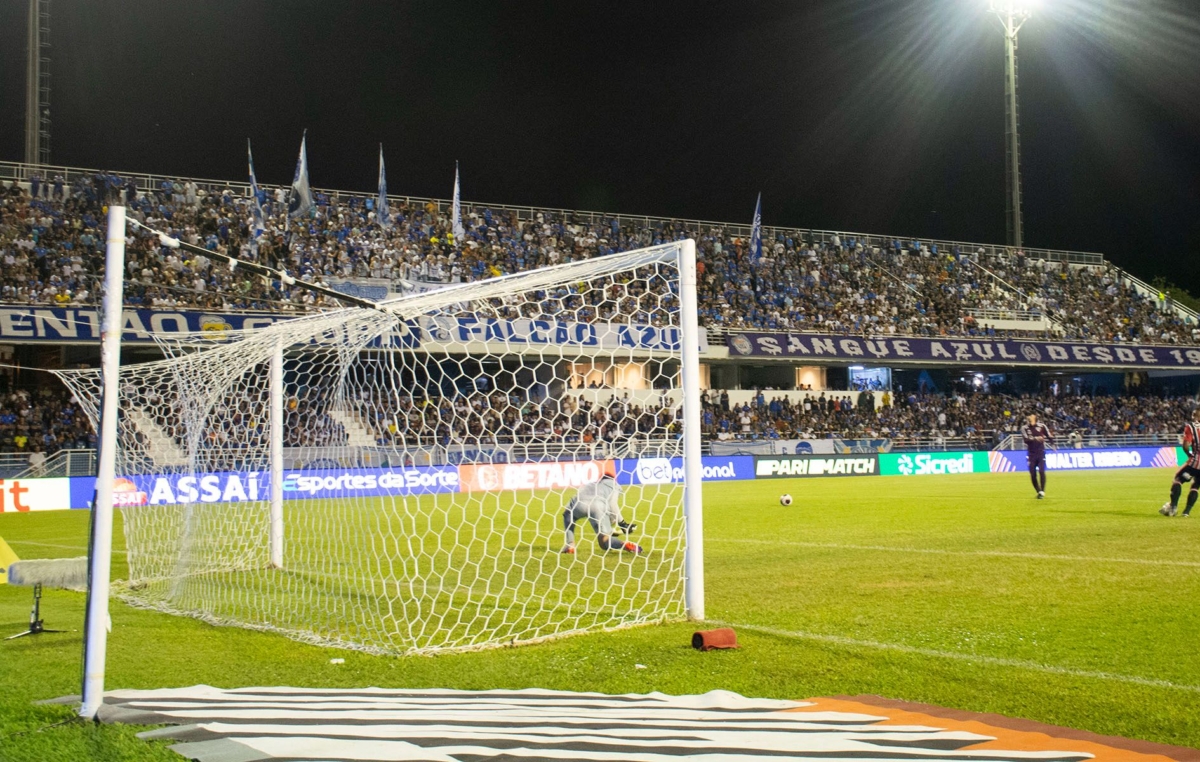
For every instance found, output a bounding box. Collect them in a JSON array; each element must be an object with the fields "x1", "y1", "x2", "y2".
[{"x1": 2, "y1": 1, "x2": 1199, "y2": 285}]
